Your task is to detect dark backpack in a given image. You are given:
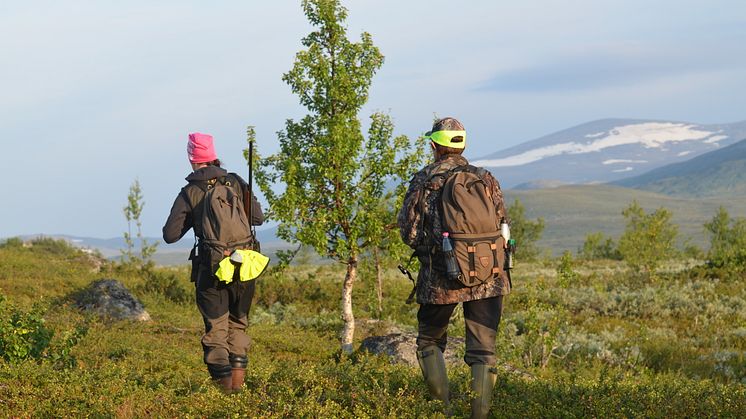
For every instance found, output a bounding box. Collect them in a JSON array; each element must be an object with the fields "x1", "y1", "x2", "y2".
[
  {"x1": 436, "y1": 165, "x2": 505, "y2": 287},
  {"x1": 193, "y1": 175, "x2": 253, "y2": 272}
]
